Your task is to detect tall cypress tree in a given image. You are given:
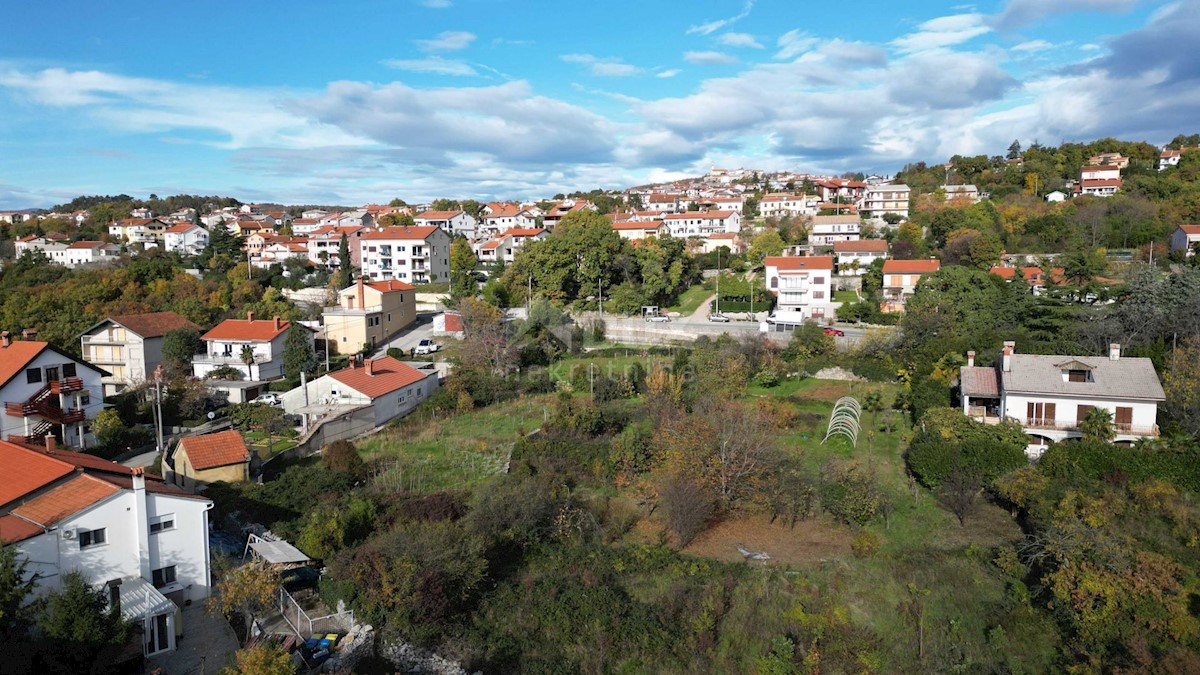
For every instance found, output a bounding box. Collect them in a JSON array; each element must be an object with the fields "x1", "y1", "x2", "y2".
[{"x1": 335, "y1": 233, "x2": 351, "y2": 288}]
